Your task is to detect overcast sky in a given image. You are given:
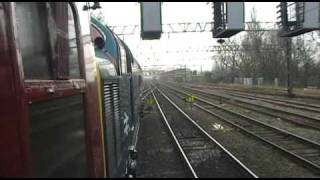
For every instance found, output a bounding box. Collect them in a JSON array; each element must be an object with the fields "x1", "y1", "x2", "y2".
[{"x1": 93, "y1": 2, "x2": 280, "y2": 72}]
